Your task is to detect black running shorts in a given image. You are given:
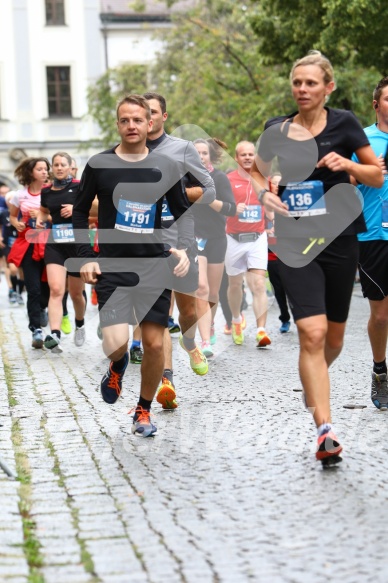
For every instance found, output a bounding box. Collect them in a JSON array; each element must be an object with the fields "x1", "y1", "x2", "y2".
[
  {"x1": 96, "y1": 275, "x2": 171, "y2": 328},
  {"x1": 198, "y1": 236, "x2": 227, "y2": 264},
  {"x1": 359, "y1": 240, "x2": 388, "y2": 300},
  {"x1": 45, "y1": 243, "x2": 81, "y2": 277},
  {"x1": 277, "y1": 235, "x2": 359, "y2": 323}
]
